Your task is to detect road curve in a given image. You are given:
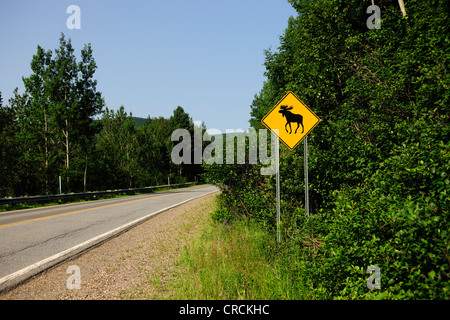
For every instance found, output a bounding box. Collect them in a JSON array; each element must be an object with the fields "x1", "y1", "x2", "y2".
[{"x1": 0, "y1": 184, "x2": 219, "y2": 292}]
